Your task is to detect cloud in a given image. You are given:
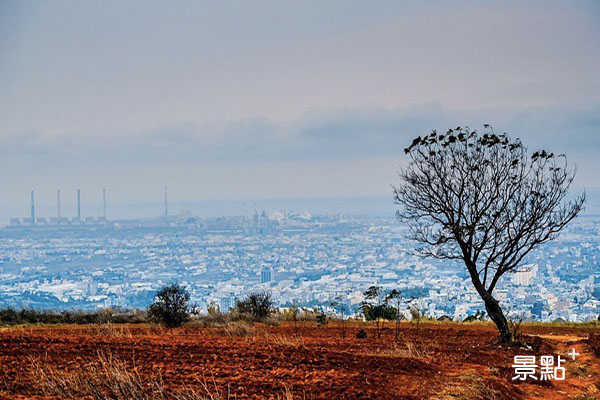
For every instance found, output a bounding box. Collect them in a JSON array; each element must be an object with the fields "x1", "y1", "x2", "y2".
[
  {"x1": 2, "y1": 102, "x2": 599, "y2": 167},
  {"x1": 0, "y1": 101, "x2": 597, "y2": 216},
  {"x1": 1, "y1": 103, "x2": 445, "y2": 165}
]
